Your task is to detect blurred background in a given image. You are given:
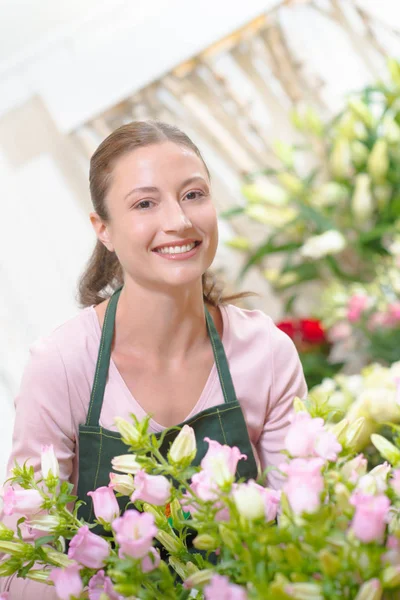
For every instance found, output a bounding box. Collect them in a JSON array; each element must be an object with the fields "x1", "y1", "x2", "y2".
[{"x1": 1, "y1": 0, "x2": 400, "y2": 479}]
